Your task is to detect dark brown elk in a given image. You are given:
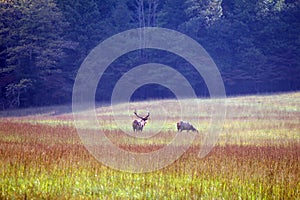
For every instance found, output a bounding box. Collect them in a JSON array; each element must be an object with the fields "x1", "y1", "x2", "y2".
[
  {"x1": 132, "y1": 111, "x2": 150, "y2": 132},
  {"x1": 177, "y1": 121, "x2": 198, "y2": 132}
]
